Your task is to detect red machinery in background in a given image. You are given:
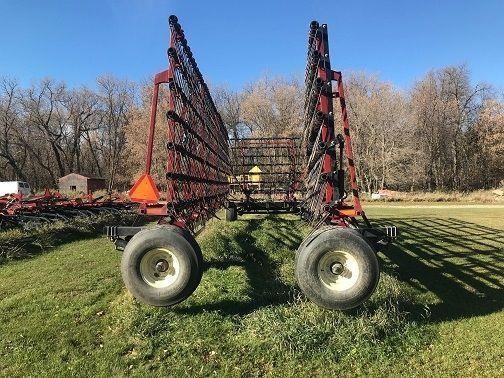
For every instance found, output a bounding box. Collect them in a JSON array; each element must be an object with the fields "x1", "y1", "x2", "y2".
[
  {"x1": 106, "y1": 16, "x2": 396, "y2": 310},
  {"x1": 0, "y1": 190, "x2": 130, "y2": 230}
]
